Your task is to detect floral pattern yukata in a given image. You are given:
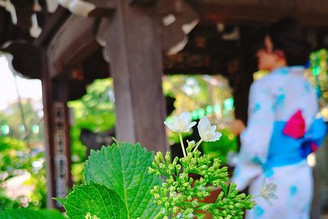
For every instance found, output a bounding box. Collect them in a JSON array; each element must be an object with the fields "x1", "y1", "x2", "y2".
[{"x1": 232, "y1": 66, "x2": 327, "y2": 219}]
